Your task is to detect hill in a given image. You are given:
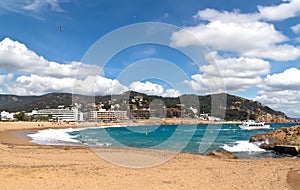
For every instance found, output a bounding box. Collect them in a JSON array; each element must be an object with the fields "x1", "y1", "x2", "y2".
[{"x1": 0, "y1": 92, "x2": 289, "y2": 122}]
